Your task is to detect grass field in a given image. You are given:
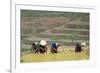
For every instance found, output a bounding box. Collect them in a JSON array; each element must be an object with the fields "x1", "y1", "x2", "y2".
[{"x1": 21, "y1": 46, "x2": 89, "y2": 63}]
